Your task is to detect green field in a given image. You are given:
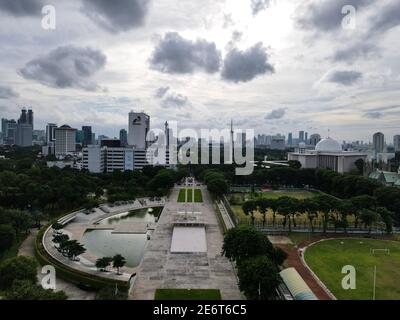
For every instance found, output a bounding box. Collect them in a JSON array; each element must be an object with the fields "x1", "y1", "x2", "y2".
[
  {"x1": 305, "y1": 239, "x2": 400, "y2": 300},
  {"x1": 177, "y1": 189, "x2": 203, "y2": 203},
  {"x1": 154, "y1": 289, "x2": 221, "y2": 300}
]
